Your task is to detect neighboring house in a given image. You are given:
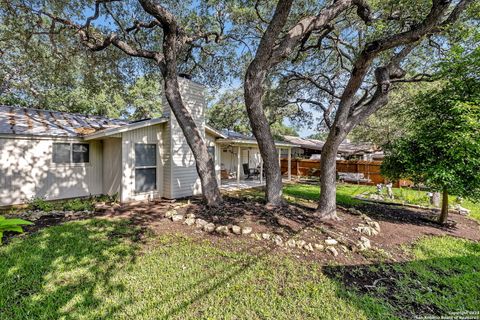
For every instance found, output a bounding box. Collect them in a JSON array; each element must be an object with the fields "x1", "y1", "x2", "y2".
[
  {"x1": 0, "y1": 78, "x2": 297, "y2": 206},
  {"x1": 282, "y1": 135, "x2": 380, "y2": 160}
]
